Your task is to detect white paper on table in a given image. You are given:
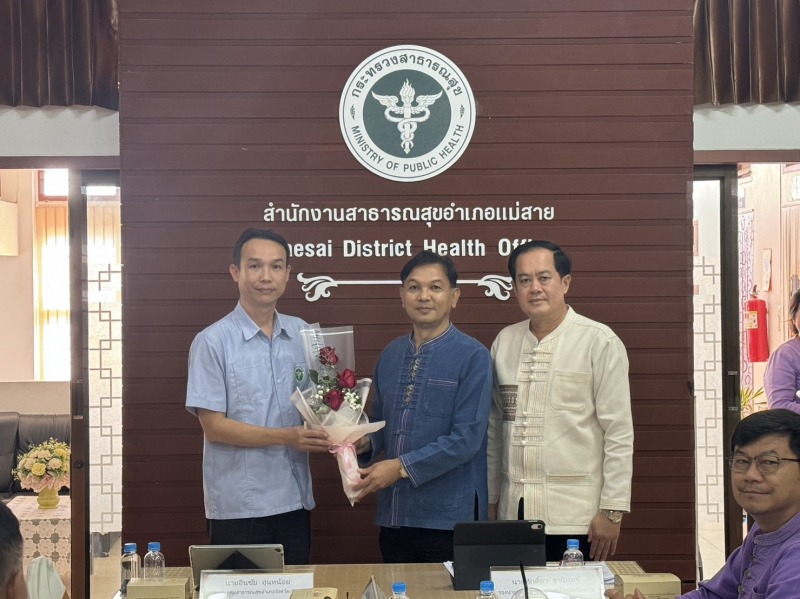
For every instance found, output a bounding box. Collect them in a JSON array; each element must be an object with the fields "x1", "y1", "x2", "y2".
[
  {"x1": 491, "y1": 564, "x2": 605, "y2": 599},
  {"x1": 359, "y1": 575, "x2": 388, "y2": 599}
]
